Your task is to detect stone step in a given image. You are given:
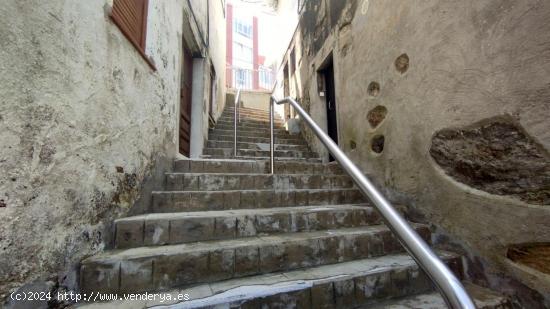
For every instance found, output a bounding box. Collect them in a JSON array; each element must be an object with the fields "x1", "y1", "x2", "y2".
[
  {"x1": 213, "y1": 123, "x2": 286, "y2": 132},
  {"x1": 201, "y1": 154, "x2": 322, "y2": 163},
  {"x1": 151, "y1": 188, "x2": 365, "y2": 212},
  {"x1": 114, "y1": 204, "x2": 382, "y2": 249},
  {"x1": 366, "y1": 283, "x2": 512, "y2": 309},
  {"x1": 165, "y1": 172, "x2": 354, "y2": 191},
  {"x1": 77, "y1": 251, "x2": 463, "y2": 309},
  {"x1": 203, "y1": 147, "x2": 319, "y2": 159},
  {"x1": 208, "y1": 133, "x2": 306, "y2": 145},
  {"x1": 174, "y1": 159, "x2": 265, "y2": 174},
  {"x1": 216, "y1": 118, "x2": 284, "y2": 127},
  {"x1": 222, "y1": 107, "x2": 274, "y2": 117},
  {"x1": 206, "y1": 140, "x2": 310, "y2": 151},
  {"x1": 209, "y1": 128, "x2": 296, "y2": 138},
  {"x1": 173, "y1": 159, "x2": 345, "y2": 175},
  {"x1": 270, "y1": 161, "x2": 345, "y2": 174},
  {"x1": 80, "y1": 224, "x2": 431, "y2": 294}
]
